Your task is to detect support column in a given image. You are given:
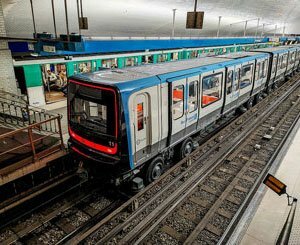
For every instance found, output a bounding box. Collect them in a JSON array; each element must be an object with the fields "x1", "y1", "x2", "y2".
[{"x1": 0, "y1": 1, "x2": 18, "y2": 94}]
